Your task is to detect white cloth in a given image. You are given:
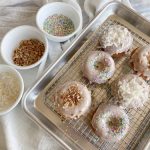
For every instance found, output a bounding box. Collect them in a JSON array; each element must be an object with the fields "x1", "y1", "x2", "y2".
[
  {"x1": 0, "y1": 0, "x2": 150, "y2": 150},
  {"x1": 84, "y1": 0, "x2": 132, "y2": 20}
]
